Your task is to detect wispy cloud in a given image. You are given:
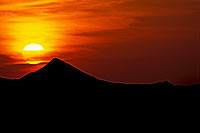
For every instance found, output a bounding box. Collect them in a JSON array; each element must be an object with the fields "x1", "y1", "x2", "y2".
[{"x1": 0, "y1": 54, "x2": 14, "y2": 65}]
